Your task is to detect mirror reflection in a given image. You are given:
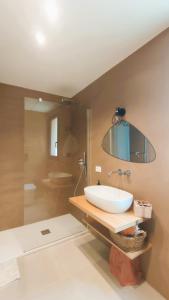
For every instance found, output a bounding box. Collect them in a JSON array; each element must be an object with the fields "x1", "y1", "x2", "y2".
[{"x1": 102, "y1": 120, "x2": 156, "y2": 163}]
